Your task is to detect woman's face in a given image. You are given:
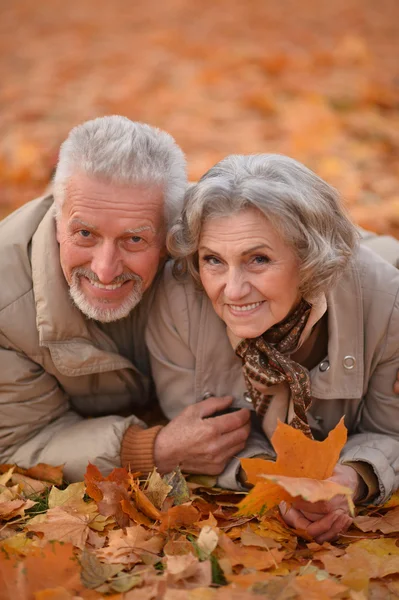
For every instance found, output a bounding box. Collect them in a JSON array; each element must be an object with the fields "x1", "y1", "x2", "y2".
[{"x1": 198, "y1": 208, "x2": 301, "y2": 339}]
